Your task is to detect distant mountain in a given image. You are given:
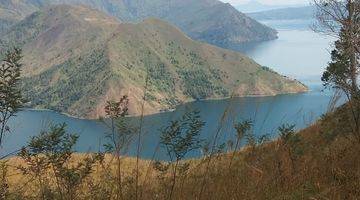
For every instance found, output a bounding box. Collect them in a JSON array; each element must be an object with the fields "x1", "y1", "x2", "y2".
[
  {"x1": 0, "y1": 0, "x2": 38, "y2": 33},
  {"x1": 235, "y1": 1, "x2": 306, "y2": 13},
  {"x1": 235, "y1": 1, "x2": 280, "y2": 13},
  {"x1": 1, "y1": 5, "x2": 307, "y2": 118},
  {"x1": 0, "y1": 0, "x2": 278, "y2": 49},
  {"x1": 248, "y1": 6, "x2": 316, "y2": 21}
]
